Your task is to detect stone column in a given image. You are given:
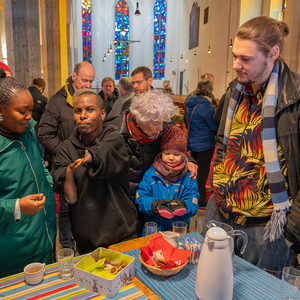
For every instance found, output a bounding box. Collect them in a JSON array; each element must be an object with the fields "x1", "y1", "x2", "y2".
[
  {"x1": 40, "y1": 0, "x2": 57, "y2": 98},
  {"x1": 4, "y1": 0, "x2": 40, "y2": 85}
]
